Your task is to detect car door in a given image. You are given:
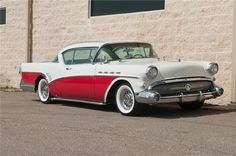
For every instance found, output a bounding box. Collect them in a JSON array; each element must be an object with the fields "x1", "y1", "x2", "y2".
[
  {"x1": 58, "y1": 47, "x2": 97, "y2": 101},
  {"x1": 93, "y1": 46, "x2": 120, "y2": 102}
]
